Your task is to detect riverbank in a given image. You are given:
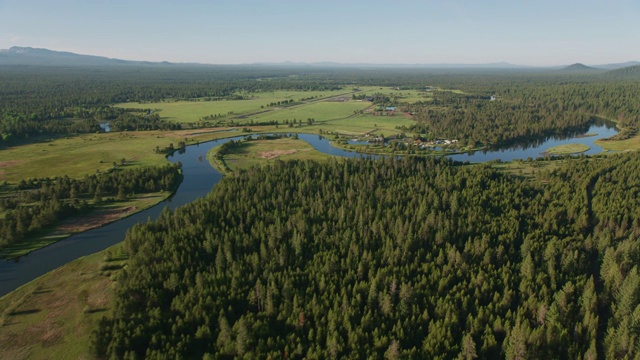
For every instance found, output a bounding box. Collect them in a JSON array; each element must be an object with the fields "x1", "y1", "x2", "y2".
[
  {"x1": 0, "y1": 243, "x2": 127, "y2": 359},
  {"x1": 594, "y1": 115, "x2": 640, "y2": 151},
  {"x1": 0, "y1": 127, "x2": 261, "y2": 260},
  {"x1": 330, "y1": 139, "x2": 483, "y2": 157},
  {"x1": 543, "y1": 143, "x2": 590, "y2": 156},
  {"x1": 207, "y1": 135, "x2": 332, "y2": 174},
  {"x1": 0, "y1": 191, "x2": 171, "y2": 260}
]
